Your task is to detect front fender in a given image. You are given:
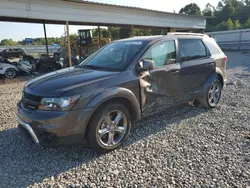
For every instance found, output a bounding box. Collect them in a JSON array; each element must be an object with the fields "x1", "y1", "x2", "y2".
[
  {"x1": 3, "y1": 64, "x2": 18, "y2": 72},
  {"x1": 85, "y1": 87, "x2": 141, "y2": 121}
]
